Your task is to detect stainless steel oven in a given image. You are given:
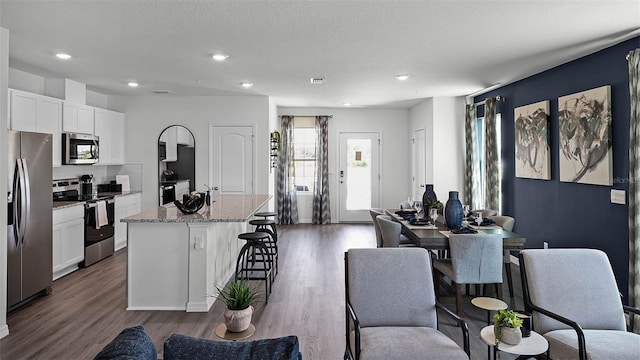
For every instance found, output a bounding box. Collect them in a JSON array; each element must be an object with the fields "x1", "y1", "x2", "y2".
[
  {"x1": 82, "y1": 197, "x2": 115, "y2": 267},
  {"x1": 62, "y1": 133, "x2": 99, "y2": 165}
]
